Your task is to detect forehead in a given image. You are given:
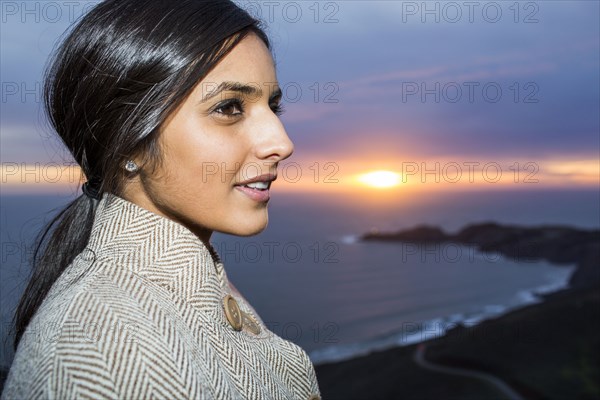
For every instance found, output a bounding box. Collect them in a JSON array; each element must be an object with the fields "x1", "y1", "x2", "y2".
[{"x1": 202, "y1": 33, "x2": 276, "y2": 87}]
